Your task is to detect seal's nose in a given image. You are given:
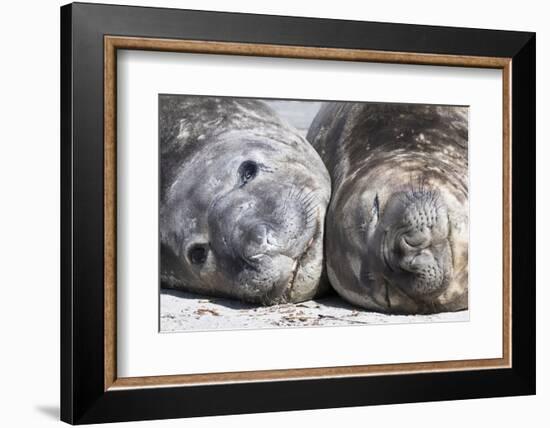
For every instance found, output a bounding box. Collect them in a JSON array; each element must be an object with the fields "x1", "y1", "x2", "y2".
[
  {"x1": 398, "y1": 228, "x2": 431, "y2": 253},
  {"x1": 246, "y1": 224, "x2": 268, "y2": 247},
  {"x1": 395, "y1": 228, "x2": 434, "y2": 271},
  {"x1": 240, "y1": 223, "x2": 281, "y2": 262}
]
